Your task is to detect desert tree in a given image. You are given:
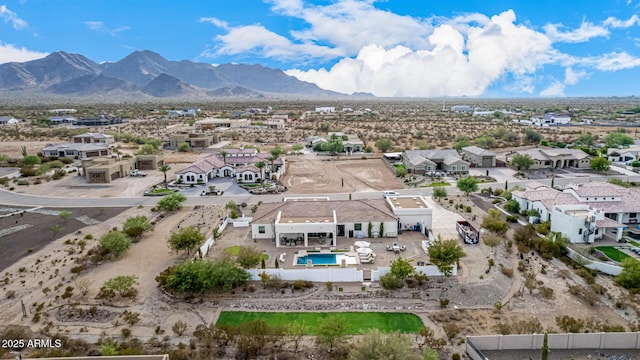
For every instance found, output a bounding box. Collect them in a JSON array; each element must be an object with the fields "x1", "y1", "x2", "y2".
[
  {"x1": 456, "y1": 176, "x2": 479, "y2": 198},
  {"x1": 316, "y1": 314, "x2": 349, "y2": 352},
  {"x1": 428, "y1": 238, "x2": 465, "y2": 277},
  {"x1": 168, "y1": 225, "x2": 205, "y2": 255},
  {"x1": 432, "y1": 186, "x2": 447, "y2": 203}
]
